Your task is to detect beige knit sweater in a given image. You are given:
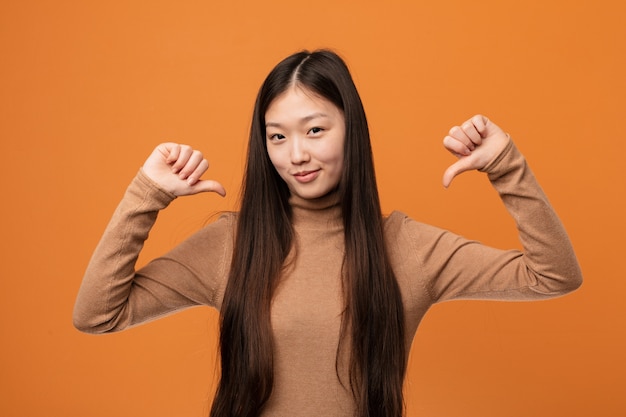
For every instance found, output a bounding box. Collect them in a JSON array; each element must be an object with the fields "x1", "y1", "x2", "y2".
[{"x1": 74, "y1": 139, "x2": 582, "y2": 416}]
